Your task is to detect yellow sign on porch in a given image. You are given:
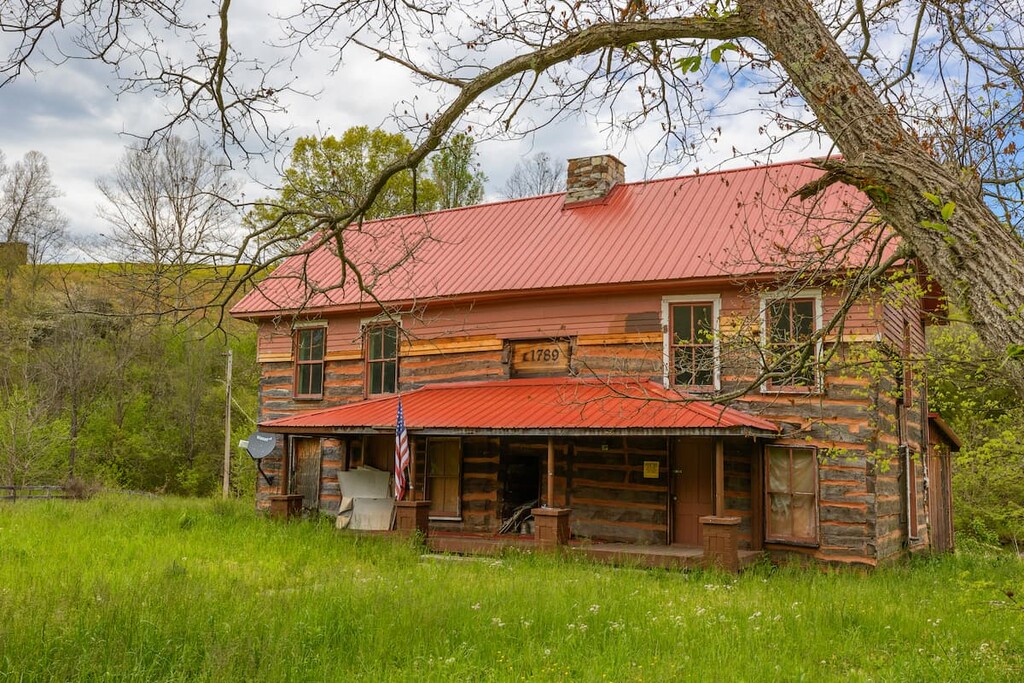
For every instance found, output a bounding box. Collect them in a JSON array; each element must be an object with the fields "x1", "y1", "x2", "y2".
[{"x1": 643, "y1": 461, "x2": 660, "y2": 479}]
